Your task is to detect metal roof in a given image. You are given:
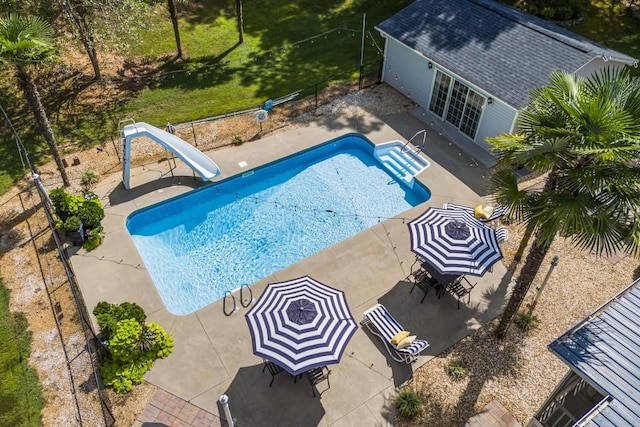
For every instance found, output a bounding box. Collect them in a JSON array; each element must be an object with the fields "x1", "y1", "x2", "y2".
[
  {"x1": 549, "y1": 280, "x2": 640, "y2": 426},
  {"x1": 375, "y1": 0, "x2": 637, "y2": 109}
]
